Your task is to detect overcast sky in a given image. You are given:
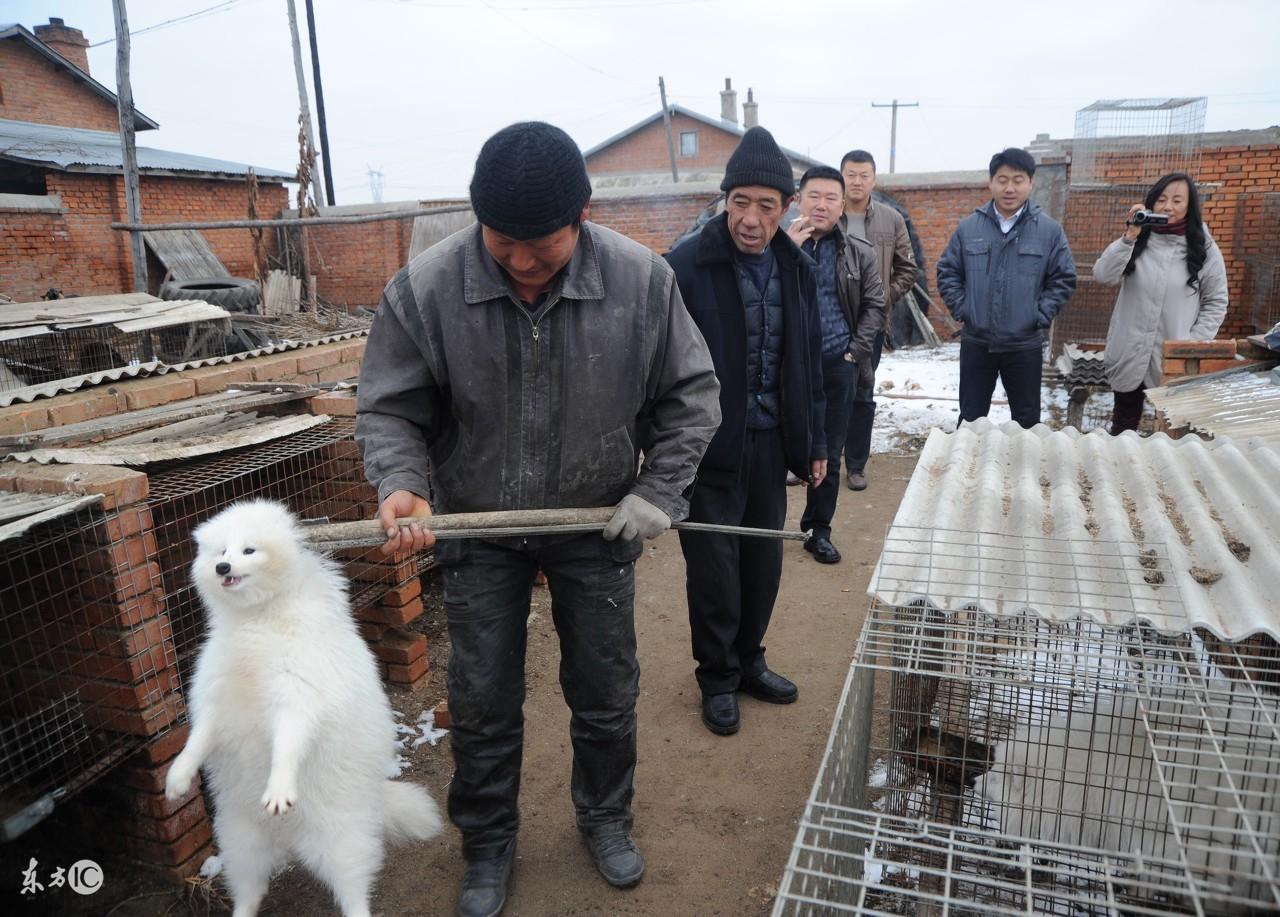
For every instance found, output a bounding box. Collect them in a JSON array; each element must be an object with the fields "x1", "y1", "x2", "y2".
[{"x1": 11, "y1": 0, "x2": 1280, "y2": 205}]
